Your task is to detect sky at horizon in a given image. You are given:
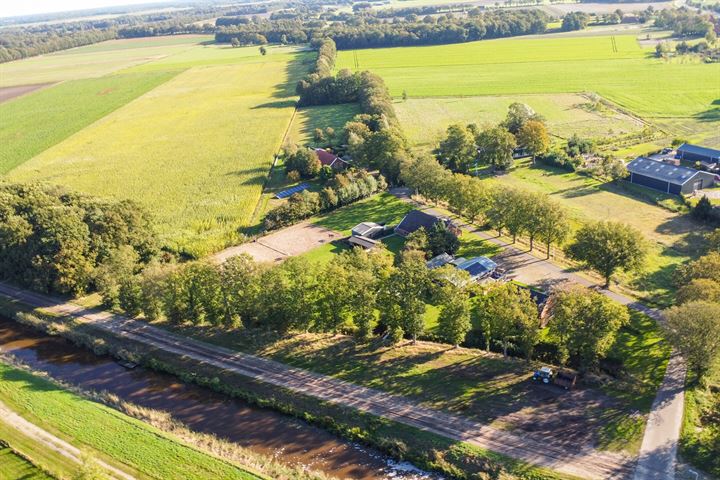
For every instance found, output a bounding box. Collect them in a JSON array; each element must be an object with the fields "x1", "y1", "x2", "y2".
[{"x1": 0, "y1": 1, "x2": 164, "y2": 19}]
